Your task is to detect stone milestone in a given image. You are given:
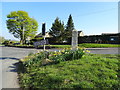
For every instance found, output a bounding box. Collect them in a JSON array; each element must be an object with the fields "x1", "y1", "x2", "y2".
[{"x1": 72, "y1": 29, "x2": 78, "y2": 51}]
